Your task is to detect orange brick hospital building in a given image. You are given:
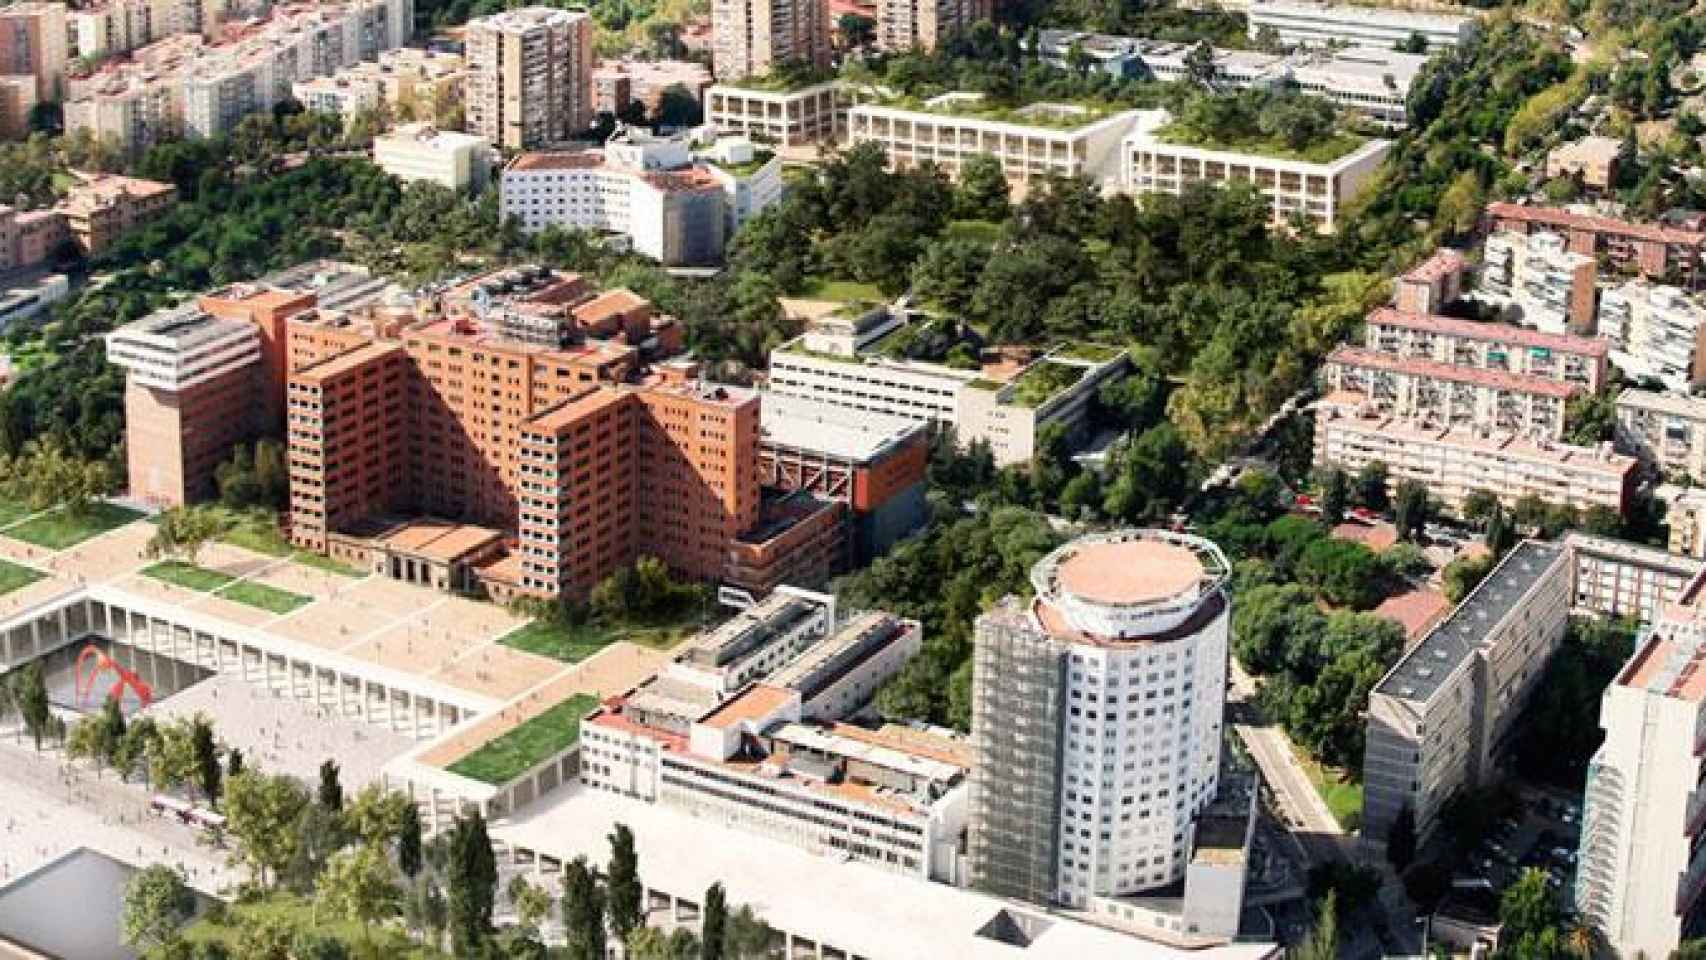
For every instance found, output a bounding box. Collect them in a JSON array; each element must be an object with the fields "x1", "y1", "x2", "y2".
[{"x1": 112, "y1": 261, "x2": 842, "y2": 601}]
